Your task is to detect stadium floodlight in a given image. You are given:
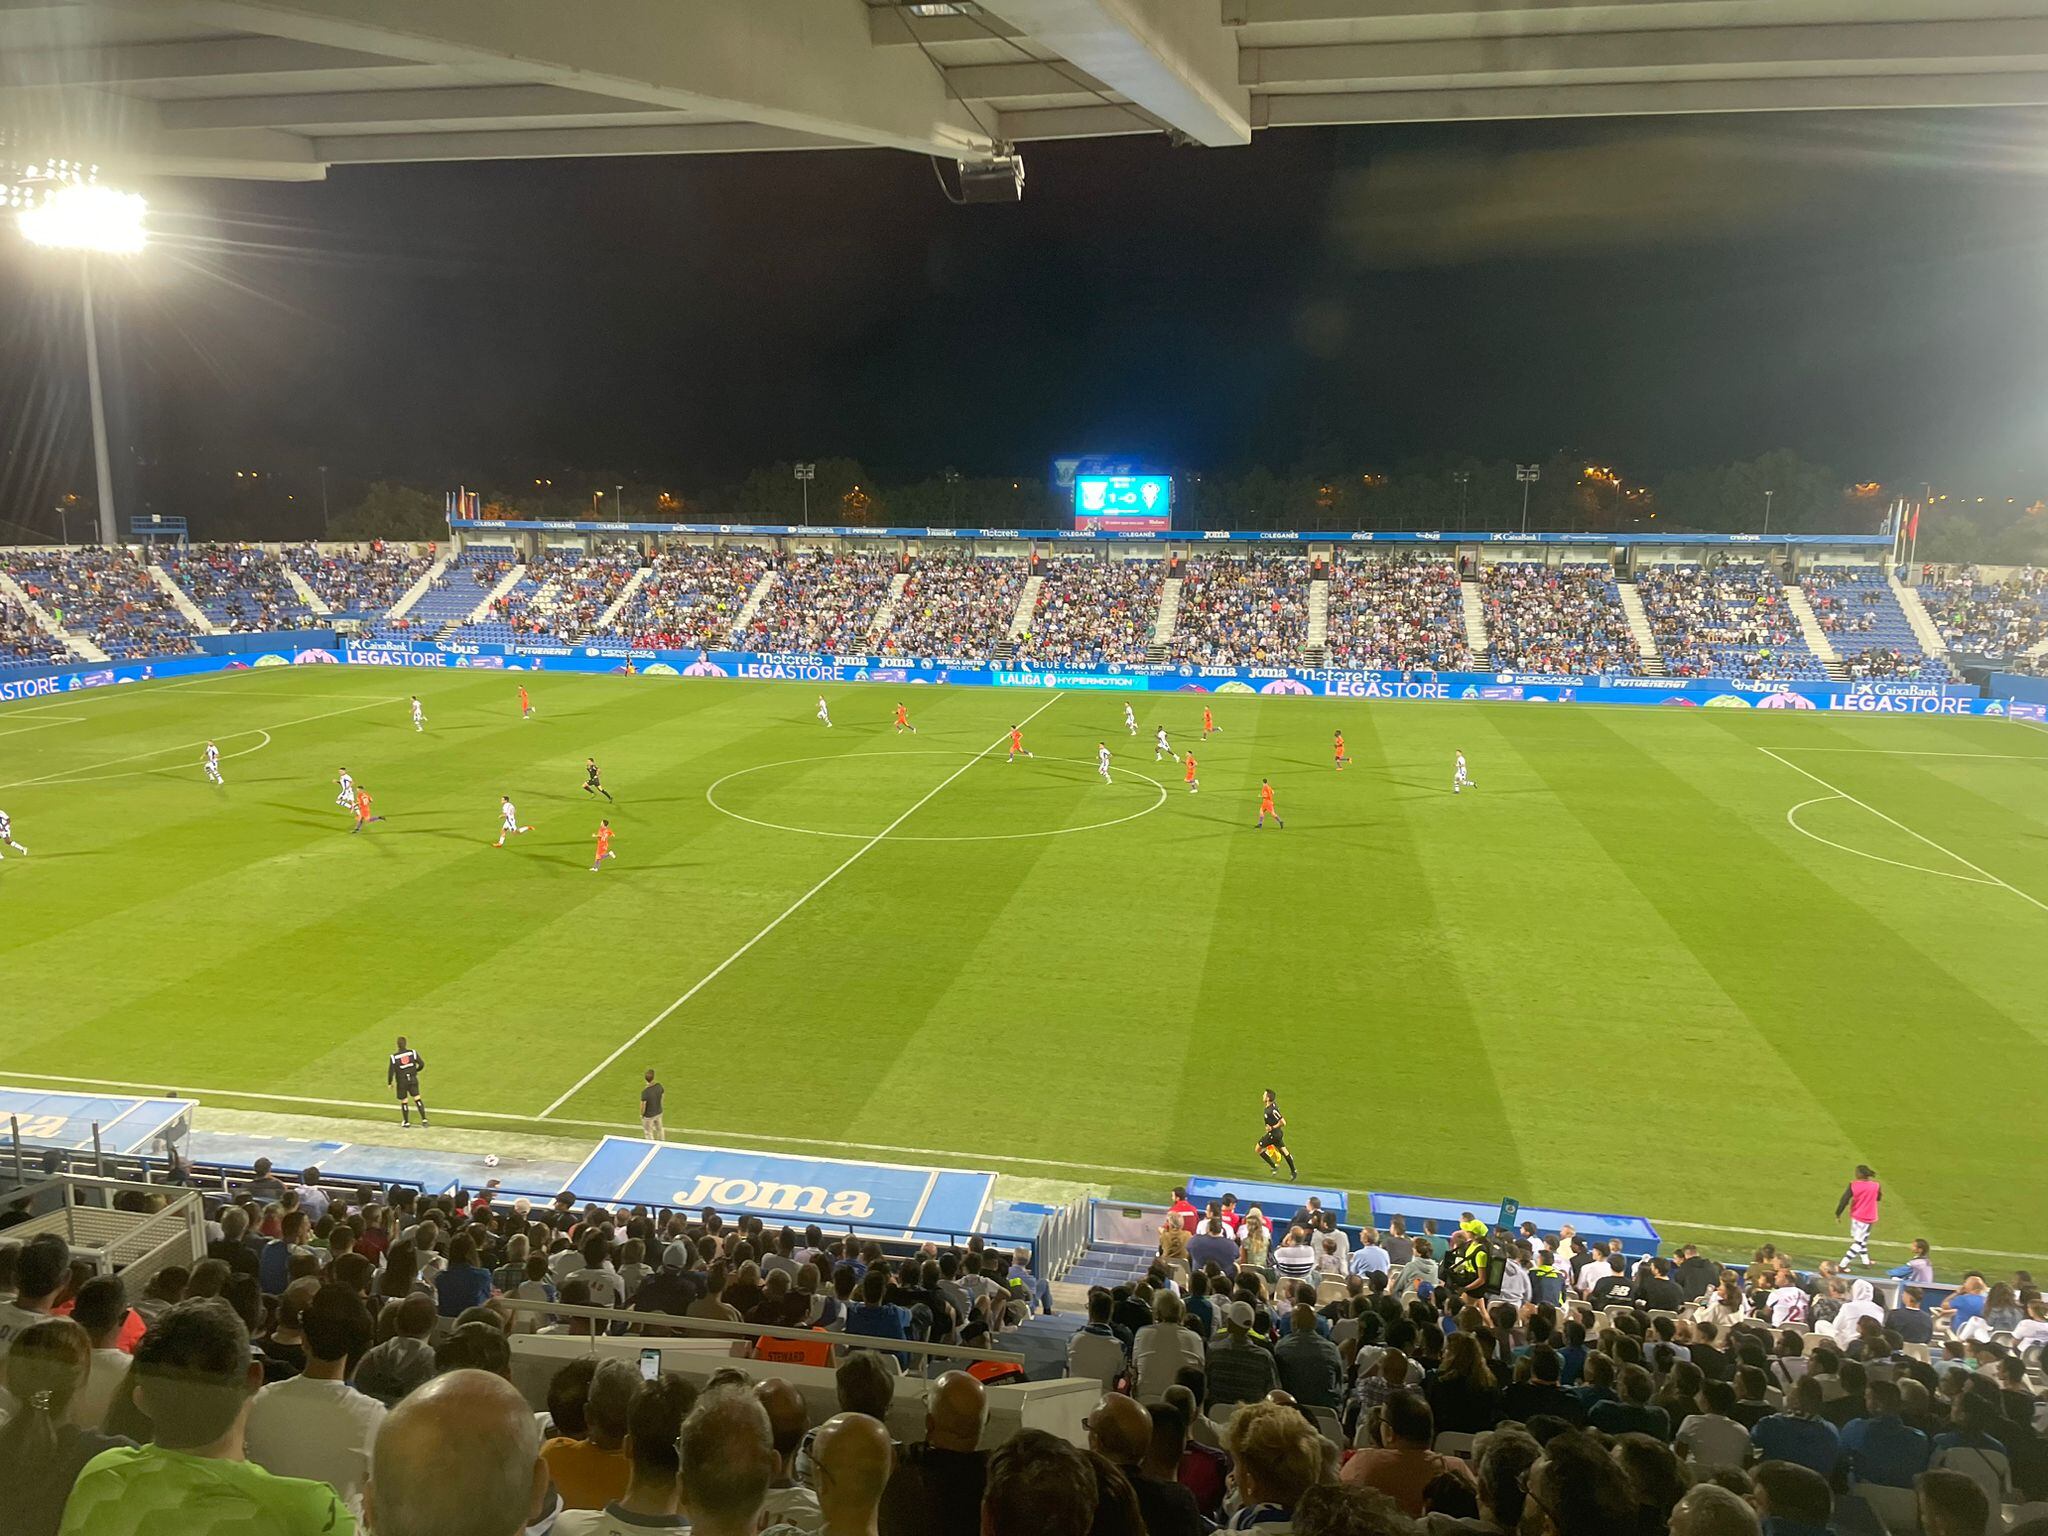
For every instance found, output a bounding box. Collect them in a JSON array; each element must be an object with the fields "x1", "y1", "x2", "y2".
[
  {"x1": 1515, "y1": 463, "x2": 1541, "y2": 535},
  {"x1": 18, "y1": 182, "x2": 147, "y2": 254}
]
